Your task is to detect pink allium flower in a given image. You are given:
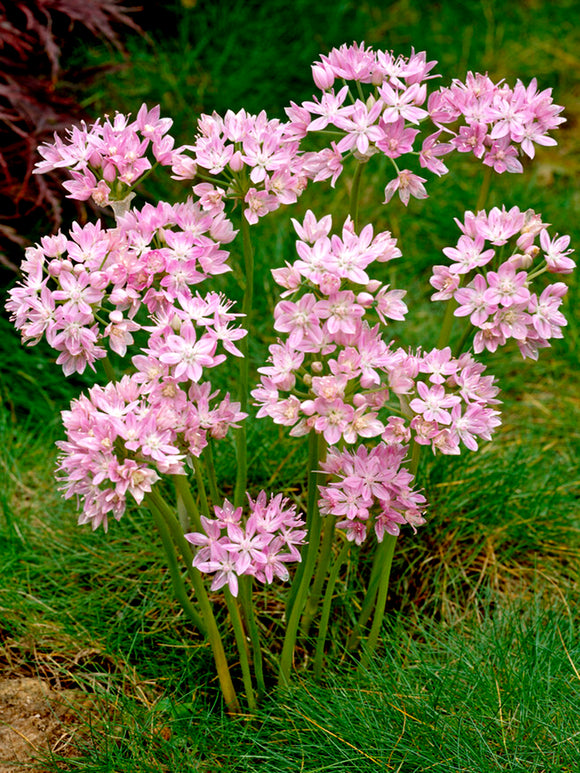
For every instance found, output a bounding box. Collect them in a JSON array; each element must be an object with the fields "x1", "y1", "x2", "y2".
[
  {"x1": 540, "y1": 229, "x2": 575, "y2": 274},
  {"x1": 410, "y1": 382, "x2": 460, "y2": 424},
  {"x1": 186, "y1": 493, "x2": 306, "y2": 596},
  {"x1": 383, "y1": 170, "x2": 428, "y2": 206}
]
